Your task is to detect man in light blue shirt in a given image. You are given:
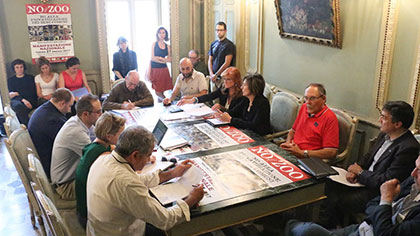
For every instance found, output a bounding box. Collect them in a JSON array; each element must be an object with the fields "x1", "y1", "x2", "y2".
[{"x1": 51, "y1": 94, "x2": 102, "y2": 200}]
